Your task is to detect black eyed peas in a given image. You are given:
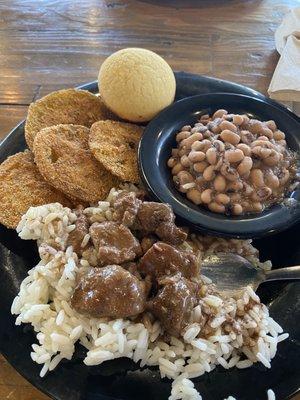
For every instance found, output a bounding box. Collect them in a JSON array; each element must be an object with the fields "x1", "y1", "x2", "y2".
[
  {"x1": 227, "y1": 180, "x2": 243, "y2": 192},
  {"x1": 252, "y1": 187, "x2": 272, "y2": 202},
  {"x1": 263, "y1": 152, "x2": 281, "y2": 167},
  {"x1": 208, "y1": 201, "x2": 225, "y2": 213},
  {"x1": 206, "y1": 147, "x2": 218, "y2": 165},
  {"x1": 203, "y1": 165, "x2": 216, "y2": 181},
  {"x1": 194, "y1": 161, "x2": 208, "y2": 173},
  {"x1": 250, "y1": 169, "x2": 265, "y2": 188},
  {"x1": 178, "y1": 148, "x2": 187, "y2": 157},
  {"x1": 260, "y1": 127, "x2": 273, "y2": 139},
  {"x1": 242, "y1": 115, "x2": 250, "y2": 124},
  {"x1": 220, "y1": 130, "x2": 240, "y2": 145},
  {"x1": 237, "y1": 156, "x2": 253, "y2": 176},
  {"x1": 198, "y1": 139, "x2": 212, "y2": 152},
  {"x1": 215, "y1": 193, "x2": 230, "y2": 205},
  {"x1": 186, "y1": 188, "x2": 202, "y2": 204},
  {"x1": 177, "y1": 170, "x2": 194, "y2": 185},
  {"x1": 230, "y1": 193, "x2": 242, "y2": 203},
  {"x1": 188, "y1": 151, "x2": 206, "y2": 163},
  {"x1": 265, "y1": 171, "x2": 280, "y2": 189},
  {"x1": 219, "y1": 120, "x2": 237, "y2": 132},
  {"x1": 168, "y1": 110, "x2": 297, "y2": 215},
  {"x1": 232, "y1": 204, "x2": 243, "y2": 215},
  {"x1": 224, "y1": 149, "x2": 244, "y2": 163},
  {"x1": 232, "y1": 114, "x2": 244, "y2": 126},
  {"x1": 237, "y1": 143, "x2": 251, "y2": 156},
  {"x1": 214, "y1": 174, "x2": 227, "y2": 192},
  {"x1": 279, "y1": 169, "x2": 290, "y2": 185},
  {"x1": 240, "y1": 130, "x2": 255, "y2": 145},
  {"x1": 213, "y1": 109, "x2": 228, "y2": 119},
  {"x1": 266, "y1": 120, "x2": 277, "y2": 131},
  {"x1": 257, "y1": 135, "x2": 270, "y2": 142},
  {"x1": 201, "y1": 188, "x2": 213, "y2": 204},
  {"x1": 252, "y1": 202, "x2": 263, "y2": 212},
  {"x1": 172, "y1": 162, "x2": 184, "y2": 175},
  {"x1": 243, "y1": 183, "x2": 254, "y2": 196},
  {"x1": 214, "y1": 139, "x2": 225, "y2": 152},
  {"x1": 167, "y1": 157, "x2": 177, "y2": 168},
  {"x1": 180, "y1": 132, "x2": 203, "y2": 149},
  {"x1": 176, "y1": 131, "x2": 190, "y2": 142},
  {"x1": 220, "y1": 163, "x2": 239, "y2": 181},
  {"x1": 191, "y1": 141, "x2": 204, "y2": 151},
  {"x1": 258, "y1": 147, "x2": 273, "y2": 159},
  {"x1": 273, "y1": 130, "x2": 285, "y2": 141},
  {"x1": 180, "y1": 155, "x2": 191, "y2": 167}
]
